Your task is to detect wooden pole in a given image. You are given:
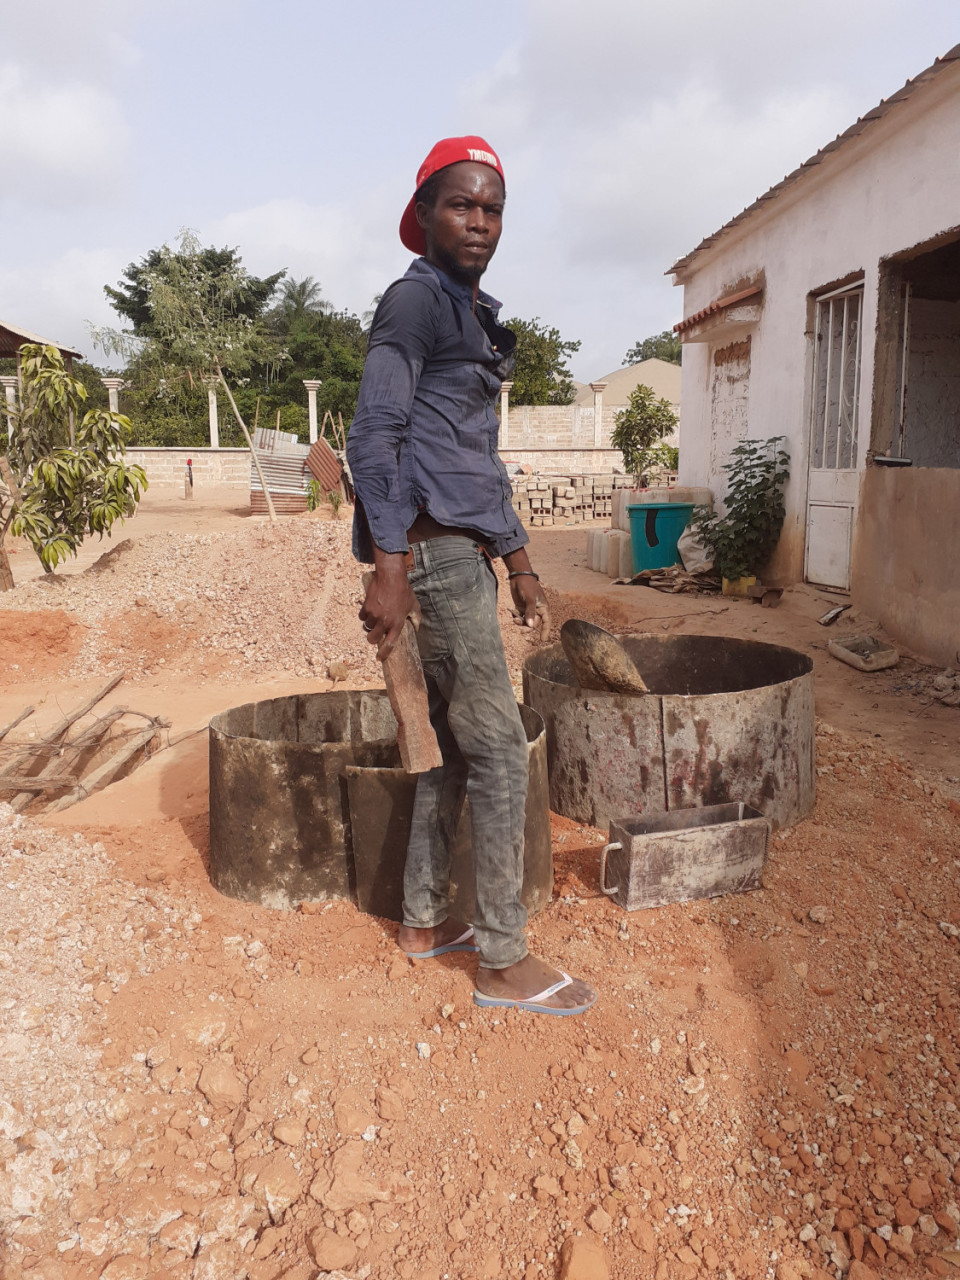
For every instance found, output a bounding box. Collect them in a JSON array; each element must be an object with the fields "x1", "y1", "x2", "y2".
[
  {"x1": 215, "y1": 367, "x2": 277, "y2": 523},
  {"x1": 0, "y1": 706, "x2": 34, "y2": 742},
  {"x1": 41, "y1": 723, "x2": 161, "y2": 814},
  {"x1": 8, "y1": 706, "x2": 129, "y2": 811},
  {"x1": 0, "y1": 456, "x2": 23, "y2": 592}
]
